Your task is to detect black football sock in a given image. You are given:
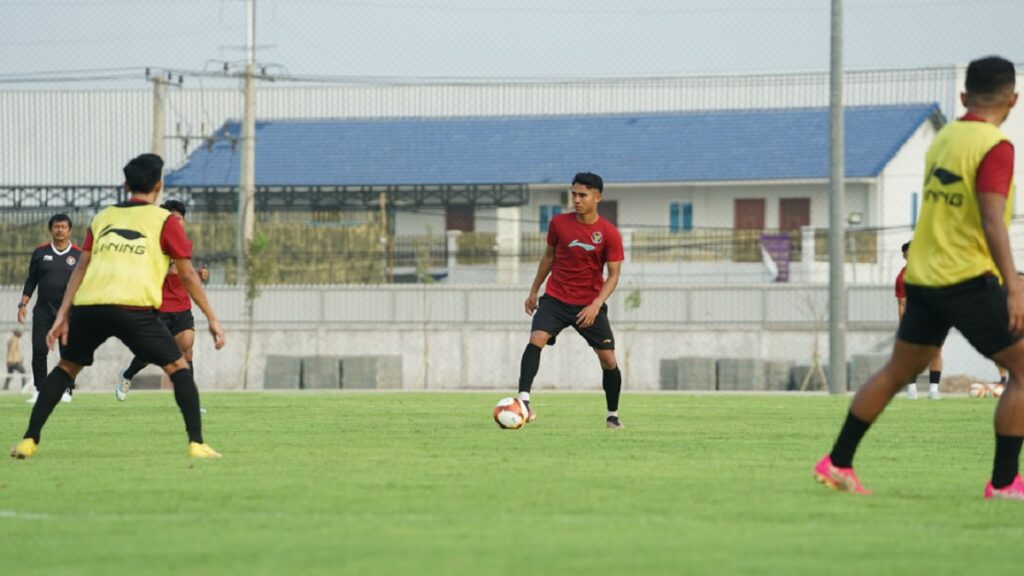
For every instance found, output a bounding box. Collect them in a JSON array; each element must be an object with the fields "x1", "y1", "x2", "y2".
[
  {"x1": 518, "y1": 344, "x2": 542, "y2": 394},
  {"x1": 123, "y1": 356, "x2": 149, "y2": 380},
  {"x1": 170, "y1": 369, "x2": 203, "y2": 444},
  {"x1": 929, "y1": 371, "x2": 941, "y2": 385},
  {"x1": 602, "y1": 367, "x2": 622, "y2": 412},
  {"x1": 24, "y1": 367, "x2": 74, "y2": 443},
  {"x1": 829, "y1": 411, "x2": 872, "y2": 468},
  {"x1": 992, "y1": 435, "x2": 1024, "y2": 489}
]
